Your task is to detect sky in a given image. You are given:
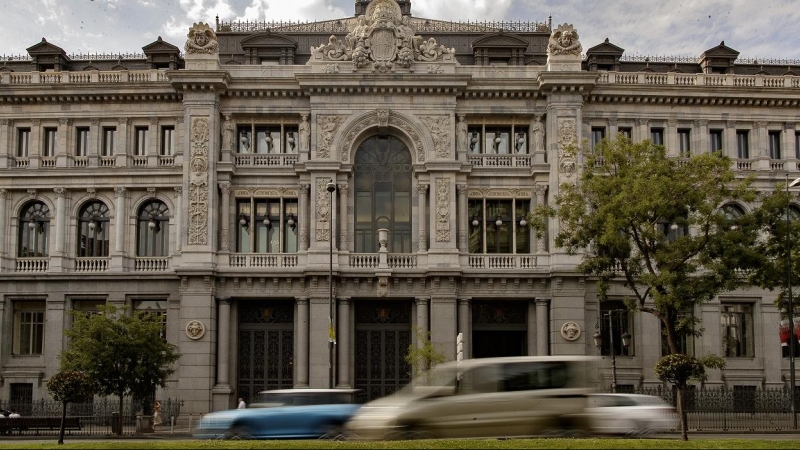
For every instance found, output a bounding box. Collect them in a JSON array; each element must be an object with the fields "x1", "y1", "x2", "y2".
[{"x1": 1, "y1": 0, "x2": 799, "y2": 61}]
